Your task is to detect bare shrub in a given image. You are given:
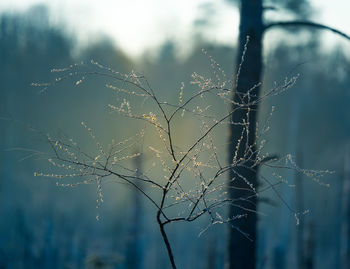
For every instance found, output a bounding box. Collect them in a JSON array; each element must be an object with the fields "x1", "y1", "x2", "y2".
[{"x1": 32, "y1": 40, "x2": 331, "y2": 269}]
